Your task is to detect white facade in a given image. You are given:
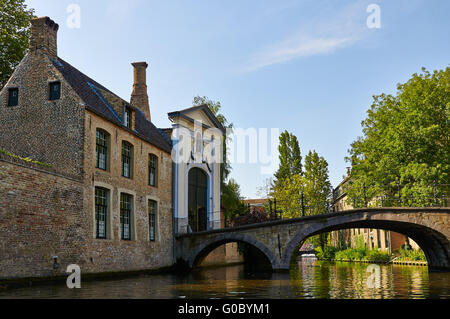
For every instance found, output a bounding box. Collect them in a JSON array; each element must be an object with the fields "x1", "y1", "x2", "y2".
[{"x1": 169, "y1": 106, "x2": 224, "y2": 234}]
